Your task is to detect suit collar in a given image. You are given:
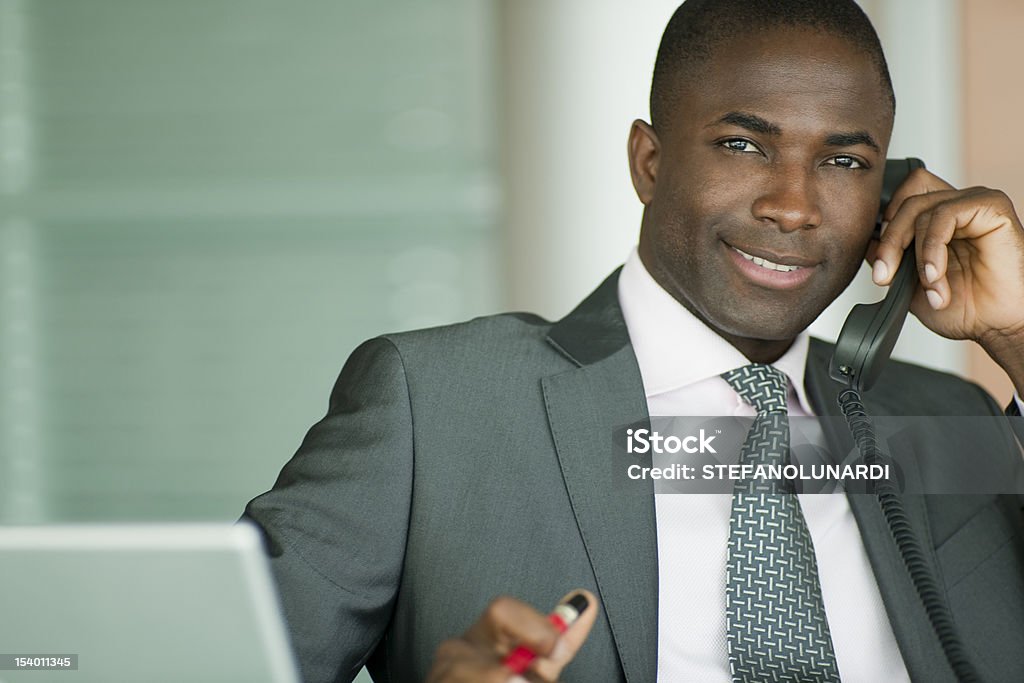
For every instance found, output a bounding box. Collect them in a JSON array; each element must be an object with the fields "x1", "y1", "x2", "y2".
[{"x1": 546, "y1": 268, "x2": 632, "y2": 366}]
